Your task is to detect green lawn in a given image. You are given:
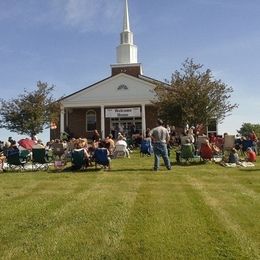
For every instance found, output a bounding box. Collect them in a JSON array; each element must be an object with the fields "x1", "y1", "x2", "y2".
[{"x1": 0, "y1": 151, "x2": 259, "y2": 259}]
